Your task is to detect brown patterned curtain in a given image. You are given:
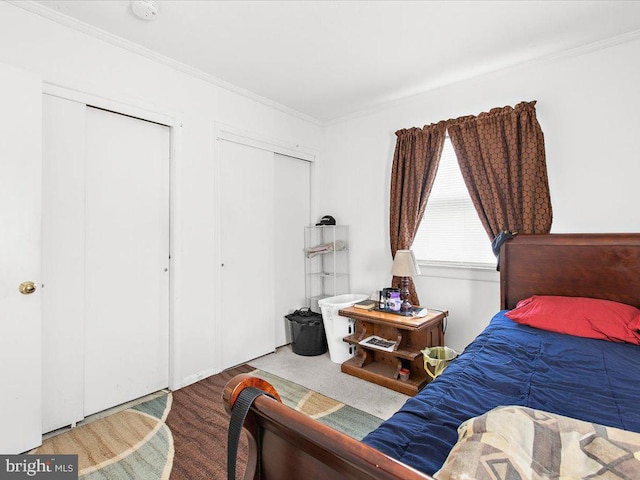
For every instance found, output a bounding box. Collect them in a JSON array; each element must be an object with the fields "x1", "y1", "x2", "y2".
[
  {"x1": 447, "y1": 101, "x2": 552, "y2": 248},
  {"x1": 389, "y1": 121, "x2": 447, "y2": 305}
]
